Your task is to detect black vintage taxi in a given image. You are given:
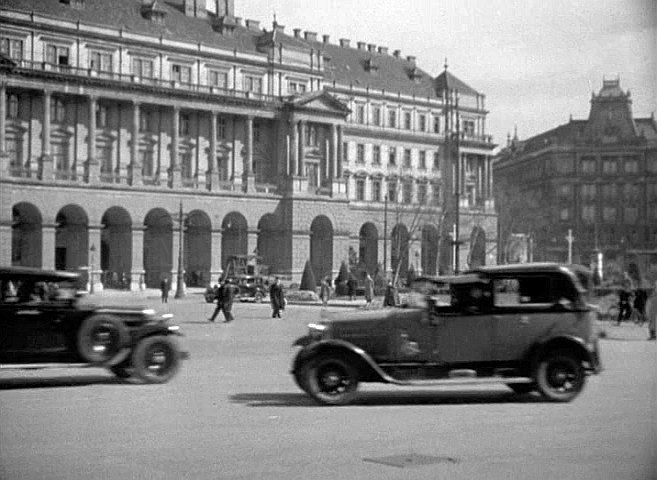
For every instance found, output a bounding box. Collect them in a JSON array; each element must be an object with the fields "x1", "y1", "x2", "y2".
[
  {"x1": 291, "y1": 263, "x2": 602, "y2": 405},
  {"x1": 0, "y1": 266, "x2": 187, "y2": 383}
]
